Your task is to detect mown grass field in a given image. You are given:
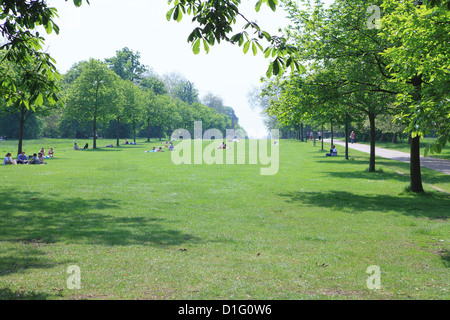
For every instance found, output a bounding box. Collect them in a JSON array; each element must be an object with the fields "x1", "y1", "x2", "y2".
[{"x1": 0, "y1": 138, "x2": 448, "y2": 300}]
